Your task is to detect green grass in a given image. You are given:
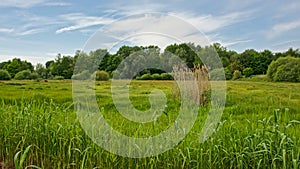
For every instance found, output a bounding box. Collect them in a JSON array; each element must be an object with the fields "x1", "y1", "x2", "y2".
[{"x1": 0, "y1": 80, "x2": 299, "y2": 168}]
